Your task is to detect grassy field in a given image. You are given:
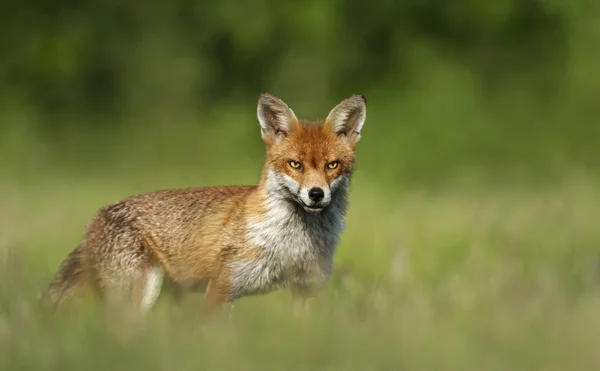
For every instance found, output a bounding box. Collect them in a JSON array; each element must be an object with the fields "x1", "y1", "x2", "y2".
[{"x1": 1, "y1": 131, "x2": 600, "y2": 370}]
